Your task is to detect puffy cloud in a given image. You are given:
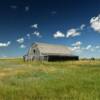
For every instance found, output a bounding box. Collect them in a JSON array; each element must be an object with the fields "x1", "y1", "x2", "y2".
[
  {"x1": 20, "y1": 44, "x2": 26, "y2": 49},
  {"x1": 71, "y1": 41, "x2": 82, "y2": 53},
  {"x1": 32, "y1": 31, "x2": 40, "y2": 37},
  {"x1": 90, "y1": 48, "x2": 95, "y2": 52},
  {"x1": 90, "y1": 14, "x2": 100, "y2": 32},
  {"x1": 51, "y1": 11, "x2": 57, "y2": 15},
  {"x1": 53, "y1": 31, "x2": 65, "y2": 38},
  {"x1": 66, "y1": 28, "x2": 80, "y2": 38},
  {"x1": 2, "y1": 55, "x2": 7, "y2": 58},
  {"x1": 71, "y1": 46, "x2": 80, "y2": 51},
  {"x1": 10, "y1": 5, "x2": 17, "y2": 9},
  {"x1": 25, "y1": 6, "x2": 30, "y2": 12},
  {"x1": 0, "y1": 41, "x2": 11, "y2": 47},
  {"x1": 95, "y1": 46, "x2": 100, "y2": 49},
  {"x1": 80, "y1": 24, "x2": 85, "y2": 30},
  {"x1": 81, "y1": 45, "x2": 98, "y2": 52},
  {"x1": 27, "y1": 34, "x2": 30, "y2": 39},
  {"x1": 71, "y1": 44, "x2": 98, "y2": 53},
  {"x1": 89, "y1": 45, "x2": 100, "y2": 52},
  {"x1": 72, "y1": 41, "x2": 82, "y2": 47},
  {"x1": 31, "y1": 24, "x2": 38, "y2": 29},
  {"x1": 86, "y1": 45, "x2": 92, "y2": 50},
  {"x1": 71, "y1": 46, "x2": 82, "y2": 54},
  {"x1": 66, "y1": 24, "x2": 85, "y2": 38},
  {"x1": 27, "y1": 34, "x2": 30, "y2": 37},
  {"x1": 17, "y1": 38, "x2": 24, "y2": 44}
]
